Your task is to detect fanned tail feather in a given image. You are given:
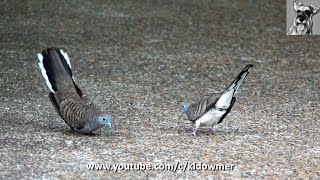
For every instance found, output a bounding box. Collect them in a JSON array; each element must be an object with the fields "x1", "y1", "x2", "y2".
[
  {"x1": 215, "y1": 64, "x2": 253, "y2": 109},
  {"x1": 37, "y1": 48, "x2": 74, "y2": 93}
]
